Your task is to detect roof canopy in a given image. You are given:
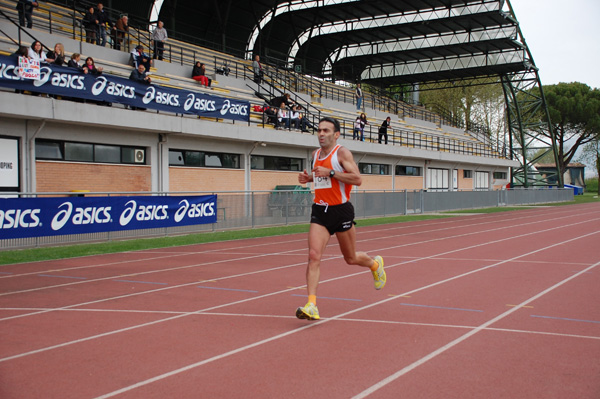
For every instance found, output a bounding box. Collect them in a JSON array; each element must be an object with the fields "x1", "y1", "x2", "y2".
[{"x1": 109, "y1": 0, "x2": 532, "y2": 86}]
